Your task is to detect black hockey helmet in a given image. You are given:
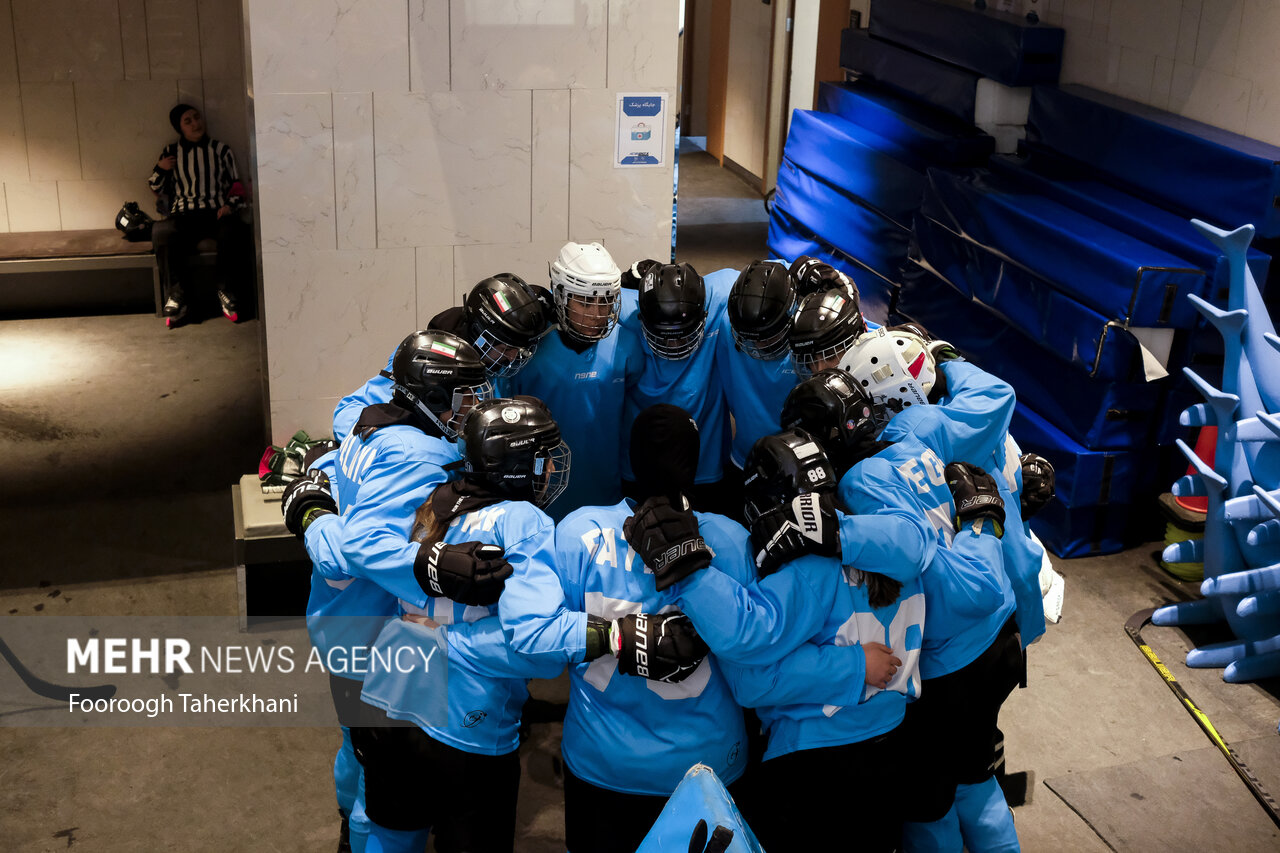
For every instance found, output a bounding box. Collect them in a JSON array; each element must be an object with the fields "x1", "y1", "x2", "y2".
[
  {"x1": 789, "y1": 255, "x2": 855, "y2": 297},
  {"x1": 460, "y1": 396, "x2": 570, "y2": 508},
  {"x1": 638, "y1": 262, "x2": 707, "y2": 360},
  {"x1": 391, "y1": 330, "x2": 493, "y2": 439},
  {"x1": 788, "y1": 284, "x2": 866, "y2": 377},
  {"x1": 464, "y1": 273, "x2": 551, "y2": 378},
  {"x1": 727, "y1": 261, "x2": 797, "y2": 361},
  {"x1": 741, "y1": 428, "x2": 836, "y2": 529},
  {"x1": 781, "y1": 368, "x2": 881, "y2": 476}
]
